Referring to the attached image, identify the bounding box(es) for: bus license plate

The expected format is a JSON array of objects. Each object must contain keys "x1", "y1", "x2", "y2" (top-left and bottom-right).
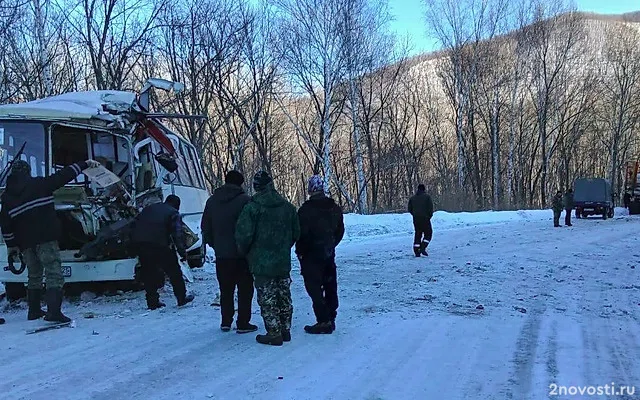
[{"x1": 61, "y1": 266, "x2": 72, "y2": 277}]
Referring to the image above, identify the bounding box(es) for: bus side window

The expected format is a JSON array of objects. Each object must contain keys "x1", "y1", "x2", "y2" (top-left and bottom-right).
[
  {"x1": 173, "y1": 144, "x2": 192, "y2": 187},
  {"x1": 187, "y1": 146, "x2": 205, "y2": 189},
  {"x1": 180, "y1": 142, "x2": 200, "y2": 189}
]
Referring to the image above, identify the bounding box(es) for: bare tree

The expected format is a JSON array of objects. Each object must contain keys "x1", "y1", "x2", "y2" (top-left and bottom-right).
[
  {"x1": 0, "y1": 0, "x2": 21, "y2": 102},
  {"x1": 523, "y1": 0, "x2": 584, "y2": 205},
  {"x1": 60, "y1": 0, "x2": 166, "y2": 90},
  {"x1": 340, "y1": 0, "x2": 395, "y2": 213},
  {"x1": 600, "y1": 24, "x2": 640, "y2": 197},
  {"x1": 273, "y1": 0, "x2": 348, "y2": 196}
]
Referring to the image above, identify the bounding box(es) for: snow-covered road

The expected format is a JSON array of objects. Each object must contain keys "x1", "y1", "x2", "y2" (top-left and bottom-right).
[{"x1": 1, "y1": 213, "x2": 639, "y2": 399}]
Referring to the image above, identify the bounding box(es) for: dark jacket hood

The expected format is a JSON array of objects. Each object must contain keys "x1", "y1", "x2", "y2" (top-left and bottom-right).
[
  {"x1": 212, "y1": 183, "x2": 246, "y2": 204},
  {"x1": 307, "y1": 193, "x2": 337, "y2": 209},
  {"x1": 253, "y1": 184, "x2": 287, "y2": 208}
]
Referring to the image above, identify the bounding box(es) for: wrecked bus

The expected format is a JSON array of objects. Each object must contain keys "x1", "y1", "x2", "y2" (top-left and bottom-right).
[{"x1": 0, "y1": 79, "x2": 209, "y2": 300}]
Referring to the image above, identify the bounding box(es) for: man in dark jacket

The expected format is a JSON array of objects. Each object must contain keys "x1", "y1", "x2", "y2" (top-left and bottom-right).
[
  {"x1": 236, "y1": 171, "x2": 300, "y2": 346},
  {"x1": 0, "y1": 158, "x2": 99, "y2": 322},
  {"x1": 552, "y1": 191, "x2": 563, "y2": 227},
  {"x1": 131, "y1": 195, "x2": 194, "y2": 310},
  {"x1": 296, "y1": 175, "x2": 344, "y2": 334},
  {"x1": 201, "y1": 170, "x2": 256, "y2": 333},
  {"x1": 408, "y1": 184, "x2": 434, "y2": 257},
  {"x1": 563, "y1": 188, "x2": 574, "y2": 226},
  {"x1": 624, "y1": 192, "x2": 631, "y2": 209}
]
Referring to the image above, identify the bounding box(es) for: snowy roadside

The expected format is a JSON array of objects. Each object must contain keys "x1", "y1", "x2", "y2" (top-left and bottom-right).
[
  {"x1": 0, "y1": 211, "x2": 638, "y2": 399},
  {"x1": 341, "y1": 207, "x2": 629, "y2": 241}
]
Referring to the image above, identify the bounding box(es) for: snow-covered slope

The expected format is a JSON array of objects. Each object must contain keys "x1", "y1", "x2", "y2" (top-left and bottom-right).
[
  {"x1": 342, "y1": 209, "x2": 552, "y2": 240},
  {"x1": 342, "y1": 207, "x2": 628, "y2": 240},
  {"x1": 1, "y1": 208, "x2": 638, "y2": 399}
]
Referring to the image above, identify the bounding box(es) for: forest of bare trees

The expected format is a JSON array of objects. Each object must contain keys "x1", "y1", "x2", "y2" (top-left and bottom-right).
[{"x1": 1, "y1": 0, "x2": 639, "y2": 213}]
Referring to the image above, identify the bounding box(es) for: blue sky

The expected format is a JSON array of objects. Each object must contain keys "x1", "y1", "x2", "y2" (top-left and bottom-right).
[{"x1": 389, "y1": 0, "x2": 640, "y2": 56}]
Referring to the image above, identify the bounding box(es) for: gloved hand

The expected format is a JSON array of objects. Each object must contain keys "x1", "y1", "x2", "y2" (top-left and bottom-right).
[{"x1": 85, "y1": 159, "x2": 101, "y2": 168}]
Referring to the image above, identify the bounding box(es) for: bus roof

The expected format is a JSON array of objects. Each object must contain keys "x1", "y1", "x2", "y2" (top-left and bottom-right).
[{"x1": 0, "y1": 91, "x2": 138, "y2": 124}]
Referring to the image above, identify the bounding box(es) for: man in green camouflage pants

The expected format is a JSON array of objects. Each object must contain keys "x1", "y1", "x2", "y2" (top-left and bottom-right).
[
  {"x1": 23, "y1": 242, "x2": 64, "y2": 293},
  {"x1": 236, "y1": 171, "x2": 300, "y2": 346}
]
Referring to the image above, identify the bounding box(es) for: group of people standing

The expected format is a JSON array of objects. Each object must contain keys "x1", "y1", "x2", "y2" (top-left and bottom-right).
[
  {"x1": 0, "y1": 162, "x2": 345, "y2": 345},
  {"x1": 552, "y1": 189, "x2": 574, "y2": 227},
  {"x1": 201, "y1": 170, "x2": 344, "y2": 346},
  {"x1": 1, "y1": 157, "x2": 429, "y2": 345}
]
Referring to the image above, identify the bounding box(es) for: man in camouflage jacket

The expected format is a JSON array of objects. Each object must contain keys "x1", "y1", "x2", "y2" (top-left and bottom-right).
[
  {"x1": 552, "y1": 191, "x2": 563, "y2": 227},
  {"x1": 235, "y1": 171, "x2": 300, "y2": 346}
]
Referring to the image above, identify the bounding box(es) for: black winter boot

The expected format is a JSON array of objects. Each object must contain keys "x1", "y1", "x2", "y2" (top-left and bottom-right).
[
  {"x1": 177, "y1": 293, "x2": 194, "y2": 306},
  {"x1": 27, "y1": 289, "x2": 46, "y2": 320},
  {"x1": 413, "y1": 245, "x2": 421, "y2": 257},
  {"x1": 282, "y1": 329, "x2": 291, "y2": 342},
  {"x1": 44, "y1": 288, "x2": 71, "y2": 323},
  {"x1": 237, "y1": 323, "x2": 258, "y2": 334},
  {"x1": 0, "y1": 317, "x2": 4, "y2": 325},
  {"x1": 421, "y1": 240, "x2": 429, "y2": 256},
  {"x1": 304, "y1": 321, "x2": 333, "y2": 334},
  {"x1": 146, "y1": 292, "x2": 166, "y2": 310},
  {"x1": 256, "y1": 333, "x2": 283, "y2": 346}
]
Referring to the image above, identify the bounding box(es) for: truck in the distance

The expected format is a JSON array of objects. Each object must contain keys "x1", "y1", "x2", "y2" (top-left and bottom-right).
[{"x1": 574, "y1": 178, "x2": 614, "y2": 219}]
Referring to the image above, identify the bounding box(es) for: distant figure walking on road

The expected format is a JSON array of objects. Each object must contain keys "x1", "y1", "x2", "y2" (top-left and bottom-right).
[{"x1": 408, "y1": 184, "x2": 434, "y2": 257}]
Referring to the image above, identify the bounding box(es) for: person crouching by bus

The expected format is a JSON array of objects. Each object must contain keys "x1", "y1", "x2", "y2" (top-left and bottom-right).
[
  {"x1": 130, "y1": 195, "x2": 194, "y2": 310},
  {"x1": 0, "y1": 159, "x2": 100, "y2": 322}
]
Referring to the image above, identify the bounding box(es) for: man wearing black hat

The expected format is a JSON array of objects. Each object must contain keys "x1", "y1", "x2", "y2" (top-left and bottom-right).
[
  {"x1": 0, "y1": 158, "x2": 100, "y2": 322},
  {"x1": 236, "y1": 171, "x2": 300, "y2": 346},
  {"x1": 130, "y1": 195, "x2": 194, "y2": 309},
  {"x1": 201, "y1": 170, "x2": 257, "y2": 333},
  {"x1": 408, "y1": 184, "x2": 434, "y2": 257}
]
